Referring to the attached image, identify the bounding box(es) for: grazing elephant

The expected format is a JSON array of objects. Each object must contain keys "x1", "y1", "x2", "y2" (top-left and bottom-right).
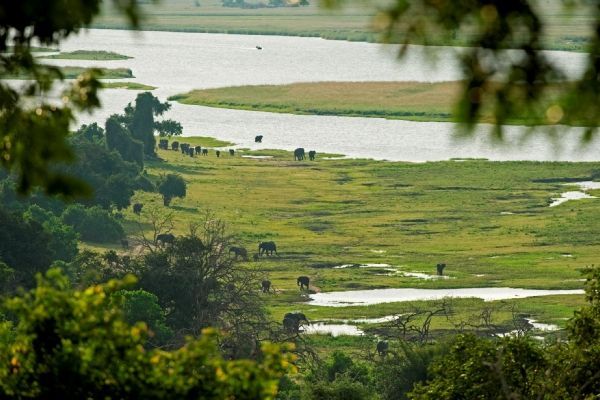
[
  {"x1": 255, "y1": 135, "x2": 263, "y2": 143},
  {"x1": 195, "y1": 146, "x2": 201, "y2": 155},
  {"x1": 158, "y1": 139, "x2": 169, "y2": 150},
  {"x1": 229, "y1": 149, "x2": 235, "y2": 156},
  {"x1": 121, "y1": 239, "x2": 129, "y2": 249},
  {"x1": 294, "y1": 148, "x2": 305, "y2": 161},
  {"x1": 216, "y1": 150, "x2": 221, "y2": 158},
  {"x1": 376, "y1": 340, "x2": 389, "y2": 356},
  {"x1": 188, "y1": 147, "x2": 194, "y2": 157},
  {"x1": 132, "y1": 203, "x2": 143, "y2": 215},
  {"x1": 308, "y1": 150, "x2": 316, "y2": 160},
  {"x1": 229, "y1": 246, "x2": 249, "y2": 261},
  {"x1": 436, "y1": 263, "x2": 447, "y2": 276},
  {"x1": 297, "y1": 276, "x2": 310, "y2": 291},
  {"x1": 156, "y1": 233, "x2": 175, "y2": 245},
  {"x1": 258, "y1": 241, "x2": 277, "y2": 256},
  {"x1": 202, "y1": 148, "x2": 208, "y2": 156},
  {"x1": 181, "y1": 143, "x2": 190, "y2": 154},
  {"x1": 283, "y1": 312, "x2": 308, "y2": 333},
  {"x1": 171, "y1": 141, "x2": 179, "y2": 151},
  {"x1": 261, "y1": 280, "x2": 271, "y2": 293}
]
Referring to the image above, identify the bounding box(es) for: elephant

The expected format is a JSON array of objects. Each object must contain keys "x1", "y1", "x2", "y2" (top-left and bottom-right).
[
  {"x1": 202, "y1": 148, "x2": 208, "y2": 156},
  {"x1": 158, "y1": 139, "x2": 169, "y2": 150},
  {"x1": 171, "y1": 141, "x2": 179, "y2": 151},
  {"x1": 229, "y1": 246, "x2": 249, "y2": 261},
  {"x1": 188, "y1": 147, "x2": 194, "y2": 157},
  {"x1": 195, "y1": 146, "x2": 202, "y2": 155},
  {"x1": 156, "y1": 233, "x2": 175, "y2": 245},
  {"x1": 258, "y1": 241, "x2": 277, "y2": 256},
  {"x1": 121, "y1": 239, "x2": 129, "y2": 249},
  {"x1": 297, "y1": 276, "x2": 310, "y2": 291},
  {"x1": 376, "y1": 340, "x2": 389, "y2": 356},
  {"x1": 294, "y1": 147, "x2": 305, "y2": 161},
  {"x1": 436, "y1": 263, "x2": 447, "y2": 276},
  {"x1": 253, "y1": 253, "x2": 260, "y2": 262},
  {"x1": 132, "y1": 203, "x2": 143, "y2": 215},
  {"x1": 308, "y1": 150, "x2": 316, "y2": 160},
  {"x1": 216, "y1": 150, "x2": 221, "y2": 157},
  {"x1": 229, "y1": 149, "x2": 235, "y2": 156},
  {"x1": 283, "y1": 312, "x2": 308, "y2": 333},
  {"x1": 261, "y1": 280, "x2": 271, "y2": 293},
  {"x1": 255, "y1": 135, "x2": 263, "y2": 143}
]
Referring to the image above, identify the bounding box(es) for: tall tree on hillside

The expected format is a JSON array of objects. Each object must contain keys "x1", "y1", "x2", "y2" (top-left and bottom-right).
[
  {"x1": 105, "y1": 116, "x2": 145, "y2": 168},
  {"x1": 131, "y1": 92, "x2": 171, "y2": 156}
]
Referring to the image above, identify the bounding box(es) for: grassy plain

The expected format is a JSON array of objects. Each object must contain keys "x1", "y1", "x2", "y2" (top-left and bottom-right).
[
  {"x1": 172, "y1": 81, "x2": 592, "y2": 125},
  {"x1": 171, "y1": 81, "x2": 460, "y2": 122},
  {"x1": 88, "y1": 138, "x2": 600, "y2": 342},
  {"x1": 40, "y1": 50, "x2": 132, "y2": 60},
  {"x1": 4, "y1": 66, "x2": 134, "y2": 80},
  {"x1": 94, "y1": 0, "x2": 597, "y2": 51}
]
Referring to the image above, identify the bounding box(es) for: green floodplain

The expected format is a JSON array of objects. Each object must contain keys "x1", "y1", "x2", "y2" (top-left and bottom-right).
[
  {"x1": 84, "y1": 136, "x2": 600, "y2": 352},
  {"x1": 95, "y1": 0, "x2": 596, "y2": 52}
]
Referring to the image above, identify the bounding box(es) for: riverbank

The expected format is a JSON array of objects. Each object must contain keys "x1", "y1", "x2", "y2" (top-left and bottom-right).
[{"x1": 93, "y1": 0, "x2": 594, "y2": 52}]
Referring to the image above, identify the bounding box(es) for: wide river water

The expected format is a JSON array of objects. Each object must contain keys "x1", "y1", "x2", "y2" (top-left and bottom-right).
[{"x1": 46, "y1": 29, "x2": 600, "y2": 161}]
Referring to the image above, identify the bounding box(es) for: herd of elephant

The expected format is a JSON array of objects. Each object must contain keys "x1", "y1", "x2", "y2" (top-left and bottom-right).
[
  {"x1": 158, "y1": 139, "x2": 234, "y2": 158},
  {"x1": 158, "y1": 137, "x2": 316, "y2": 161}
]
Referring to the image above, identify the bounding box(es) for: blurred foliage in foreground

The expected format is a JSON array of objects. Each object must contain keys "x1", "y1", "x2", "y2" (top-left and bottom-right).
[{"x1": 0, "y1": 269, "x2": 294, "y2": 399}]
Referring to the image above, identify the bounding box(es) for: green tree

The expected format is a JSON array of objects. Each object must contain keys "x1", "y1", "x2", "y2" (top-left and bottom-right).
[
  {"x1": 158, "y1": 173, "x2": 186, "y2": 206},
  {"x1": 113, "y1": 289, "x2": 173, "y2": 347},
  {"x1": 0, "y1": 269, "x2": 294, "y2": 399},
  {"x1": 0, "y1": 0, "x2": 148, "y2": 196},
  {"x1": 131, "y1": 92, "x2": 172, "y2": 156},
  {"x1": 139, "y1": 218, "x2": 269, "y2": 357},
  {"x1": 301, "y1": 351, "x2": 376, "y2": 400},
  {"x1": 22, "y1": 205, "x2": 79, "y2": 263},
  {"x1": 155, "y1": 119, "x2": 183, "y2": 137},
  {"x1": 0, "y1": 208, "x2": 53, "y2": 289}
]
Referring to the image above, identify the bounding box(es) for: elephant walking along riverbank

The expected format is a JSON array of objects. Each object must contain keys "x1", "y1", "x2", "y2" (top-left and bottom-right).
[
  {"x1": 297, "y1": 276, "x2": 310, "y2": 291},
  {"x1": 283, "y1": 312, "x2": 308, "y2": 333}
]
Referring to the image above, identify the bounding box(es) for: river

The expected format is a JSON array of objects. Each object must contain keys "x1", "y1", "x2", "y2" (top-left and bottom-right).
[{"x1": 45, "y1": 28, "x2": 599, "y2": 161}]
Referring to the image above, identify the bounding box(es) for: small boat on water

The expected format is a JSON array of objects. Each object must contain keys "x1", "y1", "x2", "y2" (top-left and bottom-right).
[{"x1": 256, "y1": 46, "x2": 262, "y2": 50}]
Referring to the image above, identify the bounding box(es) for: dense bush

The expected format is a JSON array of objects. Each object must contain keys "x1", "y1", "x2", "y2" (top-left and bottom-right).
[
  {"x1": 22, "y1": 205, "x2": 78, "y2": 263},
  {"x1": 113, "y1": 289, "x2": 173, "y2": 347},
  {"x1": 61, "y1": 205, "x2": 124, "y2": 243},
  {"x1": 157, "y1": 174, "x2": 186, "y2": 206}
]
